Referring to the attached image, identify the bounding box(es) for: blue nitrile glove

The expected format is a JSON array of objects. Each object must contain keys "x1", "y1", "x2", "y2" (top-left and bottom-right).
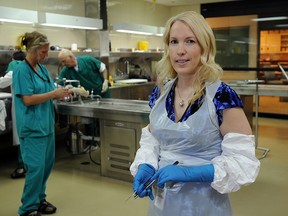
[
  {"x1": 133, "y1": 163, "x2": 155, "y2": 200},
  {"x1": 151, "y1": 164, "x2": 214, "y2": 189}
]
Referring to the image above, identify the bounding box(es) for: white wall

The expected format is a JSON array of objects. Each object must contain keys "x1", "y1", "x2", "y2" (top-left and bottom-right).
[
  {"x1": 0, "y1": 0, "x2": 202, "y2": 50},
  {"x1": 0, "y1": 0, "x2": 88, "y2": 49}
]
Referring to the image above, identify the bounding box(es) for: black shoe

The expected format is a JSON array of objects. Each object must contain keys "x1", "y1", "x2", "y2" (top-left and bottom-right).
[
  {"x1": 38, "y1": 200, "x2": 57, "y2": 214},
  {"x1": 20, "y1": 210, "x2": 41, "y2": 216},
  {"x1": 11, "y1": 167, "x2": 26, "y2": 179}
]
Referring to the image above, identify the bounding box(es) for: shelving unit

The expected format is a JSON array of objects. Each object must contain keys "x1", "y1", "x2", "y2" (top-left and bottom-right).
[
  {"x1": 280, "y1": 34, "x2": 288, "y2": 52},
  {"x1": 260, "y1": 30, "x2": 288, "y2": 54}
]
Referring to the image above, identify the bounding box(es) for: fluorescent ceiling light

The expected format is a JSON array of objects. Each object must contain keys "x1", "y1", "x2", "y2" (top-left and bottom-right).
[
  {"x1": 234, "y1": 40, "x2": 246, "y2": 44},
  {"x1": 216, "y1": 39, "x2": 227, "y2": 42},
  {"x1": 275, "y1": 24, "x2": 288, "y2": 27},
  {"x1": 0, "y1": 6, "x2": 37, "y2": 24},
  {"x1": 252, "y1": 16, "x2": 288, "y2": 22},
  {"x1": 38, "y1": 12, "x2": 102, "y2": 30},
  {"x1": 113, "y1": 22, "x2": 157, "y2": 35},
  {"x1": 156, "y1": 27, "x2": 165, "y2": 36}
]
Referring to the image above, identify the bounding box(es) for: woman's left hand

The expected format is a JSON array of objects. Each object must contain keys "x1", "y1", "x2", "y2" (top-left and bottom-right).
[{"x1": 151, "y1": 164, "x2": 214, "y2": 189}]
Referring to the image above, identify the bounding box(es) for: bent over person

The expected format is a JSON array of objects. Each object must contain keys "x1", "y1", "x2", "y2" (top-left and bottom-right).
[{"x1": 58, "y1": 49, "x2": 110, "y2": 149}]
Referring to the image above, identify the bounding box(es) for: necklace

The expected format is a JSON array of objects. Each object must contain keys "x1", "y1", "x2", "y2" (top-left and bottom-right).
[
  {"x1": 179, "y1": 97, "x2": 185, "y2": 107},
  {"x1": 176, "y1": 85, "x2": 195, "y2": 108}
]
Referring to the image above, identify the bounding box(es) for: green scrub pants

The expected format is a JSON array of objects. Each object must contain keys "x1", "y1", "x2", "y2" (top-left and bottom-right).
[
  {"x1": 18, "y1": 133, "x2": 55, "y2": 215},
  {"x1": 17, "y1": 146, "x2": 24, "y2": 168}
]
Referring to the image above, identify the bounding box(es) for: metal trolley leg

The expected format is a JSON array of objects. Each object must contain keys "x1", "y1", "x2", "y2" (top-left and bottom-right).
[{"x1": 254, "y1": 81, "x2": 270, "y2": 160}]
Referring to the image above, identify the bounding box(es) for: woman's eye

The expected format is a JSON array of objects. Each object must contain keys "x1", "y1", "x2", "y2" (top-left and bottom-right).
[
  {"x1": 169, "y1": 39, "x2": 178, "y2": 45},
  {"x1": 186, "y1": 39, "x2": 196, "y2": 44}
]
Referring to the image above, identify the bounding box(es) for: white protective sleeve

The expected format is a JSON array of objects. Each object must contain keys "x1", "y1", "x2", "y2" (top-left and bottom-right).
[
  {"x1": 0, "y1": 71, "x2": 12, "y2": 89},
  {"x1": 130, "y1": 125, "x2": 160, "y2": 176},
  {"x1": 0, "y1": 100, "x2": 7, "y2": 131},
  {"x1": 100, "y1": 62, "x2": 106, "y2": 73},
  {"x1": 211, "y1": 132, "x2": 260, "y2": 194}
]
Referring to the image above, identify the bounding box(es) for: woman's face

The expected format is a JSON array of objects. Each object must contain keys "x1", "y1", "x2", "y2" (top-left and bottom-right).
[
  {"x1": 168, "y1": 21, "x2": 202, "y2": 76},
  {"x1": 36, "y1": 44, "x2": 49, "y2": 62}
]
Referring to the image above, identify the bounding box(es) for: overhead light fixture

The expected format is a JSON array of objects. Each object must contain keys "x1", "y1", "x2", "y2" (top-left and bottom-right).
[
  {"x1": 0, "y1": 6, "x2": 37, "y2": 24},
  {"x1": 275, "y1": 24, "x2": 288, "y2": 27},
  {"x1": 252, "y1": 16, "x2": 288, "y2": 22},
  {"x1": 216, "y1": 39, "x2": 228, "y2": 42},
  {"x1": 38, "y1": 12, "x2": 103, "y2": 30},
  {"x1": 113, "y1": 22, "x2": 157, "y2": 35},
  {"x1": 156, "y1": 27, "x2": 165, "y2": 36}
]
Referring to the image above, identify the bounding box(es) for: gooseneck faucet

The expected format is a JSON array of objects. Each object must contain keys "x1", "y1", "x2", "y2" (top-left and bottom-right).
[{"x1": 124, "y1": 60, "x2": 130, "y2": 75}]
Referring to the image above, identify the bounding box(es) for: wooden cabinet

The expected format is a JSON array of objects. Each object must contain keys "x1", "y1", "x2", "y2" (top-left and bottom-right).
[
  {"x1": 260, "y1": 30, "x2": 281, "y2": 53},
  {"x1": 260, "y1": 30, "x2": 288, "y2": 54}
]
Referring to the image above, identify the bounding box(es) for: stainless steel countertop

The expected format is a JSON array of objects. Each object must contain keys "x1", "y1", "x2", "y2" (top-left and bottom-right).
[
  {"x1": 110, "y1": 81, "x2": 155, "y2": 89},
  {"x1": 56, "y1": 98, "x2": 150, "y2": 123},
  {"x1": 228, "y1": 83, "x2": 288, "y2": 97}
]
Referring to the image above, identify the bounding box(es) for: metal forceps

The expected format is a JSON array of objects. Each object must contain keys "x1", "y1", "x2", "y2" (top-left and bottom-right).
[
  {"x1": 126, "y1": 161, "x2": 179, "y2": 201},
  {"x1": 125, "y1": 178, "x2": 155, "y2": 201}
]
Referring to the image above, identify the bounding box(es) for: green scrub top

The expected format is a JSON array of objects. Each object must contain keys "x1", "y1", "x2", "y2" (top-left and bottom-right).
[
  {"x1": 58, "y1": 56, "x2": 110, "y2": 98},
  {"x1": 6, "y1": 60, "x2": 22, "y2": 73},
  {"x1": 13, "y1": 61, "x2": 55, "y2": 138}
]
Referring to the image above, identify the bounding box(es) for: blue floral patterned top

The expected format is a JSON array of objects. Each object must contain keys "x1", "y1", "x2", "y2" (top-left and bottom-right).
[{"x1": 149, "y1": 81, "x2": 243, "y2": 125}]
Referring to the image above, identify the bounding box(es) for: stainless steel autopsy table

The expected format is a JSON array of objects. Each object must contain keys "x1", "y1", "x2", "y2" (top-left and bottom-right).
[{"x1": 56, "y1": 98, "x2": 150, "y2": 182}]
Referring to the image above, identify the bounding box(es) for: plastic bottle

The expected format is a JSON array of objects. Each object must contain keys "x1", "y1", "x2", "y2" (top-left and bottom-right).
[{"x1": 109, "y1": 75, "x2": 114, "y2": 87}]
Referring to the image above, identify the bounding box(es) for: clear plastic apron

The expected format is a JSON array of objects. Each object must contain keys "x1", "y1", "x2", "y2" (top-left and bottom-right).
[{"x1": 148, "y1": 79, "x2": 232, "y2": 216}]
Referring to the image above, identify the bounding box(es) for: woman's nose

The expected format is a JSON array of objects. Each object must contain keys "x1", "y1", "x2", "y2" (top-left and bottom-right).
[{"x1": 177, "y1": 43, "x2": 186, "y2": 55}]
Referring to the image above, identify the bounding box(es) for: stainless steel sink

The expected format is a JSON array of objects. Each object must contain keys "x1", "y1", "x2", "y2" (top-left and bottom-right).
[
  {"x1": 58, "y1": 98, "x2": 150, "y2": 111},
  {"x1": 56, "y1": 98, "x2": 151, "y2": 122},
  {"x1": 84, "y1": 99, "x2": 151, "y2": 112}
]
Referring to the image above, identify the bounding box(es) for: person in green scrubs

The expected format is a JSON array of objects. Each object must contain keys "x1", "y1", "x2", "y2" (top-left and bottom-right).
[
  {"x1": 0, "y1": 51, "x2": 26, "y2": 178},
  {"x1": 58, "y1": 49, "x2": 110, "y2": 149},
  {"x1": 58, "y1": 49, "x2": 110, "y2": 98},
  {"x1": 13, "y1": 31, "x2": 71, "y2": 216}
]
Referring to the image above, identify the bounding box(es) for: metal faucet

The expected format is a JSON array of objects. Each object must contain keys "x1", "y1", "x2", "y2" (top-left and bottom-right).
[
  {"x1": 90, "y1": 94, "x2": 102, "y2": 101},
  {"x1": 90, "y1": 89, "x2": 101, "y2": 100},
  {"x1": 55, "y1": 78, "x2": 83, "y2": 103},
  {"x1": 55, "y1": 78, "x2": 80, "y2": 88},
  {"x1": 124, "y1": 60, "x2": 130, "y2": 75},
  {"x1": 65, "y1": 79, "x2": 80, "y2": 87},
  {"x1": 55, "y1": 77, "x2": 66, "y2": 88}
]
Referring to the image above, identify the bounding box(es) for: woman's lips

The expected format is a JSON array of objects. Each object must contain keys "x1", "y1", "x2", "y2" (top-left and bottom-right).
[{"x1": 176, "y1": 59, "x2": 189, "y2": 65}]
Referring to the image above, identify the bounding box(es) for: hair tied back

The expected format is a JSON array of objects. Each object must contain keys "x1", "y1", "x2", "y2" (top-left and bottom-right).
[{"x1": 21, "y1": 36, "x2": 27, "y2": 47}]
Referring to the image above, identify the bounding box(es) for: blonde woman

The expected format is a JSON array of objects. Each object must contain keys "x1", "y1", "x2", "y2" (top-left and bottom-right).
[
  {"x1": 13, "y1": 31, "x2": 71, "y2": 216},
  {"x1": 130, "y1": 11, "x2": 260, "y2": 216}
]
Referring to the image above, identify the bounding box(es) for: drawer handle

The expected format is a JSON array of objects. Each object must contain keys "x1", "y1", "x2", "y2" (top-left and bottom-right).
[{"x1": 115, "y1": 122, "x2": 124, "y2": 127}]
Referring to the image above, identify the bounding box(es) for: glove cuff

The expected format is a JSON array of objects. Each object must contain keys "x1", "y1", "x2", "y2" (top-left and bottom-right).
[
  {"x1": 185, "y1": 164, "x2": 214, "y2": 182},
  {"x1": 138, "y1": 163, "x2": 155, "y2": 174}
]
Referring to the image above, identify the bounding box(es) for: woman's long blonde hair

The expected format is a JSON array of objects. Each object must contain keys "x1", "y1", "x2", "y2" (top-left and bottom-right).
[{"x1": 156, "y1": 11, "x2": 223, "y2": 103}]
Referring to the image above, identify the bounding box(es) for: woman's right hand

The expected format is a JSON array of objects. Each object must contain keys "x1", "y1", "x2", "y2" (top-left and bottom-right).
[
  {"x1": 133, "y1": 163, "x2": 155, "y2": 200},
  {"x1": 53, "y1": 88, "x2": 71, "y2": 99}
]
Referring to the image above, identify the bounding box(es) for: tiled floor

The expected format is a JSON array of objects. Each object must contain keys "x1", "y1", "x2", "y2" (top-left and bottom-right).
[{"x1": 0, "y1": 117, "x2": 287, "y2": 216}]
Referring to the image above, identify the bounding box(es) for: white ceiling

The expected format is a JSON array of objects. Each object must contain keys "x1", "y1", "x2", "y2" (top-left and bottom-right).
[{"x1": 144, "y1": 0, "x2": 237, "y2": 6}]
